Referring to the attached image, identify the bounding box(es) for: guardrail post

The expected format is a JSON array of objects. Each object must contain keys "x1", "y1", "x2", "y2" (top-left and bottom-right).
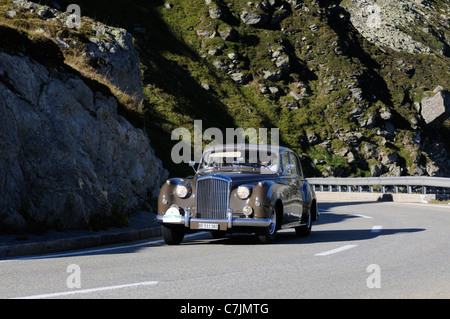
[{"x1": 306, "y1": 177, "x2": 450, "y2": 200}]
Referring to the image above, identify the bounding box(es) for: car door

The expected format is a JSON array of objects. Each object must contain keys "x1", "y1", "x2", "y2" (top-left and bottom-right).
[
  {"x1": 280, "y1": 151, "x2": 303, "y2": 226},
  {"x1": 287, "y1": 151, "x2": 304, "y2": 223}
]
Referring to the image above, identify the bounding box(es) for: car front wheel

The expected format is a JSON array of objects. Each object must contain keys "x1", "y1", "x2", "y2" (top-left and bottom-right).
[
  {"x1": 162, "y1": 224, "x2": 185, "y2": 245},
  {"x1": 257, "y1": 206, "x2": 278, "y2": 244}
]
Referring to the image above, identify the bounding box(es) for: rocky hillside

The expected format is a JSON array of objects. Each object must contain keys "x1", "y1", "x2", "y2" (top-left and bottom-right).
[
  {"x1": 0, "y1": 9, "x2": 168, "y2": 232},
  {"x1": 153, "y1": 0, "x2": 450, "y2": 178},
  {"x1": 1, "y1": 0, "x2": 449, "y2": 227}
]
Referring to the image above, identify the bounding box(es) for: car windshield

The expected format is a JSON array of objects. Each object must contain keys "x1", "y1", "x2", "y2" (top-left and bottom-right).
[{"x1": 199, "y1": 147, "x2": 279, "y2": 173}]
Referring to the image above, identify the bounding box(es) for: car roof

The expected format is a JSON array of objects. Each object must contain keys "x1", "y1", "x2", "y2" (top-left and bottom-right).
[{"x1": 203, "y1": 144, "x2": 293, "y2": 154}]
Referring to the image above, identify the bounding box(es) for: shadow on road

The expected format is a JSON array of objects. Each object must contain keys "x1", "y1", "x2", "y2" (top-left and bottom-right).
[
  {"x1": 7, "y1": 225, "x2": 425, "y2": 260},
  {"x1": 318, "y1": 201, "x2": 385, "y2": 212},
  {"x1": 5, "y1": 201, "x2": 426, "y2": 259},
  {"x1": 181, "y1": 200, "x2": 425, "y2": 245},
  {"x1": 181, "y1": 227, "x2": 425, "y2": 246},
  {"x1": 279, "y1": 227, "x2": 425, "y2": 244},
  {"x1": 316, "y1": 201, "x2": 397, "y2": 226}
]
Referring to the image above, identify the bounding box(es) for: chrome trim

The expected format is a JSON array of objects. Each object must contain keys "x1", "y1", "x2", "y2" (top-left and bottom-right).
[
  {"x1": 232, "y1": 218, "x2": 272, "y2": 227},
  {"x1": 195, "y1": 175, "x2": 231, "y2": 220},
  {"x1": 227, "y1": 209, "x2": 232, "y2": 229},
  {"x1": 156, "y1": 215, "x2": 272, "y2": 228},
  {"x1": 184, "y1": 209, "x2": 190, "y2": 228}
]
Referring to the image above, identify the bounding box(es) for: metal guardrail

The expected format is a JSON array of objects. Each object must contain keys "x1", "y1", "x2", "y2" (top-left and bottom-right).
[{"x1": 306, "y1": 177, "x2": 450, "y2": 196}]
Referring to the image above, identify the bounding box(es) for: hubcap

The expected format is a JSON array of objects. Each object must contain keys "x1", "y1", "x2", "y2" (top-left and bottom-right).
[{"x1": 268, "y1": 209, "x2": 276, "y2": 235}]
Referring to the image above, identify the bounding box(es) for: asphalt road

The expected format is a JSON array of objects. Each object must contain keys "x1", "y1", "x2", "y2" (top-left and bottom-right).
[{"x1": 1, "y1": 201, "x2": 449, "y2": 299}]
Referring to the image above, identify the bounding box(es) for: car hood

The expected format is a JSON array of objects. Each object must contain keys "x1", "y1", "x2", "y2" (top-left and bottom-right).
[{"x1": 194, "y1": 169, "x2": 279, "y2": 186}]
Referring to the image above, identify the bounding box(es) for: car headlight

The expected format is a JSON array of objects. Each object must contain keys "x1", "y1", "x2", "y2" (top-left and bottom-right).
[
  {"x1": 237, "y1": 186, "x2": 251, "y2": 199},
  {"x1": 175, "y1": 184, "x2": 190, "y2": 198},
  {"x1": 243, "y1": 205, "x2": 253, "y2": 216}
]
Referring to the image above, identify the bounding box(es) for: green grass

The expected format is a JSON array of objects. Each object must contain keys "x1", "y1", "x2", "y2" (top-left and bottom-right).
[{"x1": 1, "y1": 0, "x2": 449, "y2": 178}]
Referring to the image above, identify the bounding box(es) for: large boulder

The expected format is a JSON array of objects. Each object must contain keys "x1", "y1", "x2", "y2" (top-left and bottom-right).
[
  {"x1": 341, "y1": 0, "x2": 432, "y2": 54},
  {"x1": 240, "y1": 10, "x2": 269, "y2": 26},
  {"x1": 85, "y1": 24, "x2": 145, "y2": 103},
  {"x1": 420, "y1": 88, "x2": 450, "y2": 127}
]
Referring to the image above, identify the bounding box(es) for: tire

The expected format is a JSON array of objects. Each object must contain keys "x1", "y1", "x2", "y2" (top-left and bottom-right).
[
  {"x1": 162, "y1": 224, "x2": 185, "y2": 245},
  {"x1": 257, "y1": 206, "x2": 278, "y2": 244},
  {"x1": 295, "y1": 212, "x2": 311, "y2": 237},
  {"x1": 311, "y1": 201, "x2": 318, "y2": 222},
  {"x1": 211, "y1": 231, "x2": 227, "y2": 239}
]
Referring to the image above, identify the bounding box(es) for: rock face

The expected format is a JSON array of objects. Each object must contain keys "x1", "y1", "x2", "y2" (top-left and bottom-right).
[
  {"x1": 10, "y1": 0, "x2": 145, "y2": 104},
  {"x1": 342, "y1": 0, "x2": 432, "y2": 54},
  {"x1": 240, "y1": 10, "x2": 267, "y2": 25},
  {"x1": 420, "y1": 88, "x2": 450, "y2": 127},
  {"x1": 85, "y1": 24, "x2": 145, "y2": 103},
  {"x1": 0, "y1": 31, "x2": 167, "y2": 232}
]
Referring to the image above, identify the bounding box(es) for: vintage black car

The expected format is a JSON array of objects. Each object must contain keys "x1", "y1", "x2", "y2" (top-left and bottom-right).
[{"x1": 156, "y1": 144, "x2": 318, "y2": 244}]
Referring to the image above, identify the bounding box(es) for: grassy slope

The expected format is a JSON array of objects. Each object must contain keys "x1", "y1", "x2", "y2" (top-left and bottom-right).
[{"x1": 1, "y1": 0, "x2": 449, "y2": 178}]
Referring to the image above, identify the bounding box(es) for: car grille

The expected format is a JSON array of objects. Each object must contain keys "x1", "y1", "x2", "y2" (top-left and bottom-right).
[{"x1": 196, "y1": 178, "x2": 229, "y2": 219}]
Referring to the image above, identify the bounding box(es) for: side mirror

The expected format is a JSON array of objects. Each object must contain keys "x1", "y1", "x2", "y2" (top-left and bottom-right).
[
  {"x1": 189, "y1": 160, "x2": 197, "y2": 173},
  {"x1": 284, "y1": 163, "x2": 294, "y2": 174}
]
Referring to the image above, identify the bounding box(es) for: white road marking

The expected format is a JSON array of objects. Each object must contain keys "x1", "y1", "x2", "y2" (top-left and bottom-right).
[
  {"x1": 352, "y1": 214, "x2": 373, "y2": 219},
  {"x1": 0, "y1": 232, "x2": 207, "y2": 263},
  {"x1": 315, "y1": 244, "x2": 358, "y2": 256},
  {"x1": 12, "y1": 281, "x2": 160, "y2": 299},
  {"x1": 391, "y1": 202, "x2": 450, "y2": 209},
  {"x1": 371, "y1": 225, "x2": 383, "y2": 233}
]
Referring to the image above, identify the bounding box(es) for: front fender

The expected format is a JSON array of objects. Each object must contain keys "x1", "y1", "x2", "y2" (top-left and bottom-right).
[
  {"x1": 157, "y1": 178, "x2": 195, "y2": 216},
  {"x1": 240, "y1": 180, "x2": 287, "y2": 219}
]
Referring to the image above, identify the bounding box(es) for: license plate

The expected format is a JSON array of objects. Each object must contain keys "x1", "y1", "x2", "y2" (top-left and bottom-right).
[{"x1": 198, "y1": 223, "x2": 219, "y2": 230}]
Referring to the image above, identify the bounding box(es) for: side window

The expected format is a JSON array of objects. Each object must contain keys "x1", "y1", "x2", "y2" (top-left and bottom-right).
[
  {"x1": 297, "y1": 155, "x2": 304, "y2": 178},
  {"x1": 281, "y1": 151, "x2": 290, "y2": 174},
  {"x1": 290, "y1": 152, "x2": 304, "y2": 178},
  {"x1": 288, "y1": 152, "x2": 298, "y2": 176}
]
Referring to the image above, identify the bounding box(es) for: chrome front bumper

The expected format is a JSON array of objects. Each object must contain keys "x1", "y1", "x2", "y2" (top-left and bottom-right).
[{"x1": 156, "y1": 213, "x2": 272, "y2": 229}]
